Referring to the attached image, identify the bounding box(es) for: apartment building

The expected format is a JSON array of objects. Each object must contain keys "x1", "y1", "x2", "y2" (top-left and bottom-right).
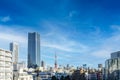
[{"x1": 0, "y1": 48, "x2": 13, "y2": 80}]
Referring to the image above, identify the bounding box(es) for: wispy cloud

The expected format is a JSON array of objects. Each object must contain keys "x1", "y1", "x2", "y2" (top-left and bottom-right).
[
  {"x1": 91, "y1": 26, "x2": 120, "y2": 59},
  {"x1": 41, "y1": 32, "x2": 89, "y2": 53},
  {"x1": 0, "y1": 25, "x2": 27, "y2": 43},
  {"x1": 0, "y1": 16, "x2": 11, "y2": 22},
  {"x1": 111, "y1": 25, "x2": 120, "y2": 31},
  {"x1": 0, "y1": 32, "x2": 27, "y2": 43}
]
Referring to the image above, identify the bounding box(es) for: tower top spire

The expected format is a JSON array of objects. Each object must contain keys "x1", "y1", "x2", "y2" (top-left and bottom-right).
[{"x1": 54, "y1": 52, "x2": 57, "y2": 70}]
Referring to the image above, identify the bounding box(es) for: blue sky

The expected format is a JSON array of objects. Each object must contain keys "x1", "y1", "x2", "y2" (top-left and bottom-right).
[{"x1": 1, "y1": 0, "x2": 120, "y2": 68}]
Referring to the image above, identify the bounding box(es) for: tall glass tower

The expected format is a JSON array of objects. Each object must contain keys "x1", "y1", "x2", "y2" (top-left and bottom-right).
[{"x1": 28, "y1": 32, "x2": 40, "y2": 68}]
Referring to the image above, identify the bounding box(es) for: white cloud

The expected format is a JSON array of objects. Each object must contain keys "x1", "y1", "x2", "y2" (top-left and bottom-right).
[
  {"x1": 0, "y1": 25, "x2": 27, "y2": 44},
  {"x1": 91, "y1": 28, "x2": 120, "y2": 59},
  {"x1": 0, "y1": 16, "x2": 11, "y2": 22},
  {"x1": 39, "y1": 21, "x2": 90, "y2": 53},
  {"x1": 41, "y1": 35, "x2": 89, "y2": 53},
  {"x1": 111, "y1": 25, "x2": 120, "y2": 31},
  {"x1": 0, "y1": 32, "x2": 27, "y2": 43},
  {"x1": 0, "y1": 24, "x2": 90, "y2": 60}
]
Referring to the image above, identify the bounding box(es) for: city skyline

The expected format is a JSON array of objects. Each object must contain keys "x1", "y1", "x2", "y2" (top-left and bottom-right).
[{"x1": 1, "y1": 0, "x2": 120, "y2": 67}]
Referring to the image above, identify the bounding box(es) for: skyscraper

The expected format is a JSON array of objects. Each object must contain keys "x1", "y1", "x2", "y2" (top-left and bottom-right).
[
  {"x1": 10, "y1": 42, "x2": 19, "y2": 70},
  {"x1": 28, "y1": 32, "x2": 40, "y2": 68}
]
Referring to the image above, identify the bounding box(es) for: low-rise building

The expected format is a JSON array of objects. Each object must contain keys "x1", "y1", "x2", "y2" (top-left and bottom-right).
[{"x1": 18, "y1": 68, "x2": 33, "y2": 80}]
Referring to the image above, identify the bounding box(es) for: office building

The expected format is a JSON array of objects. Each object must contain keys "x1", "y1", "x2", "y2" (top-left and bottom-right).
[
  {"x1": 10, "y1": 42, "x2": 19, "y2": 71},
  {"x1": 28, "y1": 32, "x2": 40, "y2": 68},
  {"x1": 105, "y1": 51, "x2": 120, "y2": 80},
  {"x1": 0, "y1": 48, "x2": 13, "y2": 80}
]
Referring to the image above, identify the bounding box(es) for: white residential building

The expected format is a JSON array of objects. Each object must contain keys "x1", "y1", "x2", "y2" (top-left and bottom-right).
[
  {"x1": 0, "y1": 48, "x2": 13, "y2": 80},
  {"x1": 18, "y1": 68, "x2": 33, "y2": 80}
]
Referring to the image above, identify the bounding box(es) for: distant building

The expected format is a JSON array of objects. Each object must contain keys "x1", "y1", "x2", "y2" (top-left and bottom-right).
[
  {"x1": 83, "y1": 64, "x2": 87, "y2": 70},
  {"x1": 0, "y1": 48, "x2": 13, "y2": 80},
  {"x1": 41, "y1": 60, "x2": 45, "y2": 69},
  {"x1": 18, "y1": 61, "x2": 26, "y2": 70},
  {"x1": 28, "y1": 32, "x2": 40, "y2": 68},
  {"x1": 98, "y1": 64, "x2": 102, "y2": 69},
  {"x1": 67, "y1": 64, "x2": 70, "y2": 70},
  {"x1": 10, "y1": 42, "x2": 19, "y2": 71},
  {"x1": 105, "y1": 51, "x2": 120, "y2": 80},
  {"x1": 98, "y1": 64, "x2": 103, "y2": 72}
]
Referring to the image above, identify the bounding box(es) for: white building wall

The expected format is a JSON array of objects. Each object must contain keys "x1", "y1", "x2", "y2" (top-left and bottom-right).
[
  {"x1": 0, "y1": 48, "x2": 13, "y2": 80},
  {"x1": 18, "y1": 68, "x2": 33, "y2": 80}
]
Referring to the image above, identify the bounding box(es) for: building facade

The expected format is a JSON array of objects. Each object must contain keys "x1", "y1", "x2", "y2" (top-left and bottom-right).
[
  {"x1": 10, "y1": 42, "x2": 19, "y2": 71},
  {"x1": 105, "y1": 51, "x2": 120, "y2": 80},
  {"x1": 28, "y1": 32, "x2": 40, "y2": 68},
  {"x1": 18, "y1": 68, "x2": 33, "y2": 80},
  {"x1": 111, "y1": 51, "x2": 120, "y2": 59},
  {"x1": 0, "y1": 48, "x2": 13, "y2": 80}
]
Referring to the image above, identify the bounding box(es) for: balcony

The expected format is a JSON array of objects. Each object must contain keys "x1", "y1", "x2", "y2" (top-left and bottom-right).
[
  {"x1": 0, "y1": 52, "x2": 4, "y2": 56},
  {"x1": 0, "y1": 75, "x2": 5, "y2": 79},
  {"x1": 0, "y1": 69, "x2": 5, "y2": 72},
  {"x1": 0, "y1": 63, "x2": 4, "y2": 67},
  {"x1": 5, "y1": 64, "x2": 12, "y2": 67},
  {"x1": 0, "y1": 58, "x2": 4, "y2": 61},
  {"x1": 5, "y1": 74, "x2": 12, "y2": 78},
  {"x1": 5, "y1": 53, "x2": 12, "y2": 57},
  {"x1": 5, "y1": 76, "x2": 12, "y2": 80},
  {"x1": 5, "y1": 69, "x2": 12, "y2": 72},
  {"x1": 5, "y1": 58, "x2": 12, "y2": 62}
]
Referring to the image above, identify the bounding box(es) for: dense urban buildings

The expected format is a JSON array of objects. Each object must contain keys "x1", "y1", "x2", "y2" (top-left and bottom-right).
[
  {"x1": 105, "y1": 51, "x2": 120, "y2": 80},
  {"x1": 28, "y1": 32, "x2": 40, "y2": 68},
  {"x1": 0, "y1": 48, "x2": 13, "y2": 80},
  {"x1": 10, "y1": 42, "x2": 19, "y2": 71}
]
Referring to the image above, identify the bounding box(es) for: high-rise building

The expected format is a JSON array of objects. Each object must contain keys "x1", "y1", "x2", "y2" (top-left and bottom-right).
[
  {"x1": 0, "y1": 48, "x2": 13, "y2": 80},
  {"x1": 28, "y1": 32, "x2": 40, "y2": 68},
  {"x1": 10, "y1": 42, "x2": 18, "y2": 71}
]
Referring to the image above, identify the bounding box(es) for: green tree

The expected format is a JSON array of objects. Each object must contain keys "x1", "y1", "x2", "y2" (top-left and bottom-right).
[
  {"x1": 52, "y1": 76, "x2": 57, "y2": 80},
  {"x1": 60, "y1": 76, "x2": 64, "y2": 80},
  {"x1": 64, "y1": 75, "x2": 71, "y2": 80}
]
